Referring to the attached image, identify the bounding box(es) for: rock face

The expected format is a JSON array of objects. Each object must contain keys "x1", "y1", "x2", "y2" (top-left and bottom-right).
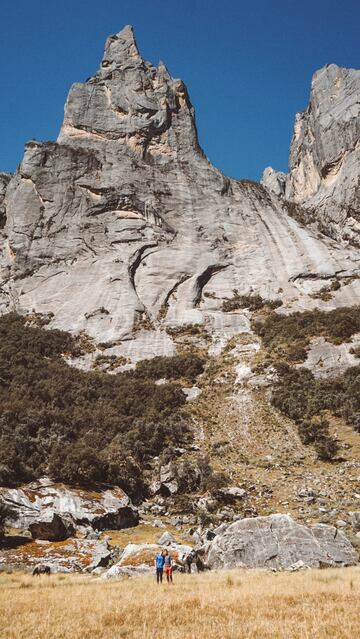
[
  {"x1": 0, "y1": 27, "x2": 360, "y2": 359},
  {"x1": 0, "y1": 537, "x2": 111, "y2": 573},
  {"x1": 202, "y1": 514, "x2": 359, "y2": 570},
  {"x1": 352, "y1": 511, "x2": 360, "y2": 532},
  {"x1": 29, "y1": 510, "x2": 75, "y2": 541},
  {"x1": 0, "y1": 477, "x2": 138, "y2": 533},
  {"x1": 263, "y1": 65, "x2": 360, "y2": 244},
  {"x1": 0, "y1": 173, "x2": 11, "y2": 229}
]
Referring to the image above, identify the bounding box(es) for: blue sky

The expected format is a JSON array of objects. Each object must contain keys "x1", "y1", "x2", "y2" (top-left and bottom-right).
[{"x1": 0, "y1": 0, "x2": 359, "y2": 180}]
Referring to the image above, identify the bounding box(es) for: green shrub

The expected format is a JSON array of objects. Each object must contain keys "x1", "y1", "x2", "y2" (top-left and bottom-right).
[
  {"x1": 134, "y1": 352, "x2": 205, "y2": 383},
  {"x1": 222, "y1": 291, "x2": 282, "y2": 313},
  {"x1": 271, "y1": 364, "x2": 360, "y2": 460},
  {"x1": 298, "y1": 417, "x2": 339, "y2": 461},
  {"x1": 255, "y1": 306, "x2": 360, "y2": 363},
  {"x1": 170, "y1": 456, "x2": 228, "y2": 493}
]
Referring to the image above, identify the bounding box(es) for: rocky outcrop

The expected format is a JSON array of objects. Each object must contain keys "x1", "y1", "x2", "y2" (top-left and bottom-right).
[
  {"x1": 298, "y1": 335, "x2": 360, "y2": 378},
  {"x1": 263, "y1": 65, "x2": 360, "y2": 245},
  {"x1": 351, "y1": 511, "x2": 360, "y2": 532},
  {"x1": 0, "y1": 173, "x2": 11, "y2": 229},
  {"x1": 29, "y1": 510, "x2": 75, "y2": 541},
  {"x1": 1, "y1": 28, "x2": 360, "y2": 360},
  {"x1": 0, "y1": 537, "x2": 112, "y2": 573},
  {"x1": 0, "y1": 477, "x2": 138, "y2": 533},
  {"x1": 202, "y1": 514, "x2": 359, "y2": 570}
]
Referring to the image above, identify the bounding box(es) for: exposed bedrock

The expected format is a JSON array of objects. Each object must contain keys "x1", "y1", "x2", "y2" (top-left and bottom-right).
[
  {"x1": 1, "y1": 27, "x2": 360, "y2": 355},
  {"x1": 263, "y1": 64, "x2": 360, "y2": 244},
  {"x1": 0, "y1": 478, "x2": 139, "y2": 535},
  {"x1": 202, "y1": 514, "x2": 359, "y2": 570}
]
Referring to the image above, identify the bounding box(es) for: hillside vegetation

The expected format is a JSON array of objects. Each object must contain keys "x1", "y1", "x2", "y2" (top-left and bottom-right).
[
  {"x1": 0, "y1": 314, "x2": 205, "y2": 497},
  {"x1": 249, "y1": 306, "x2": 360, "y2": 461},
  {"x1": 254, "y1": 305, "x2": 360, "y2": 363}
]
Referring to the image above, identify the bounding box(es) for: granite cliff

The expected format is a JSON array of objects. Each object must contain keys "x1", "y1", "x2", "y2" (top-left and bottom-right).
[
  {"x1": 263, "y1": 64, "x2": 360, "y2": 245},
  {"x1": 1, "y1": 26, "x2": 360, "y2": 573},
  {"x1": 1, "y1": 26, "x2": 360, "y2": 363}
]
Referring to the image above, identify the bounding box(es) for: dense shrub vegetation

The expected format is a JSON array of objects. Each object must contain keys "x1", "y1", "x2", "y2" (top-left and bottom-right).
[
  {"x1": 251, "y1": 306, "x2": 360, "y2": 460},
  {"x1": 134, "y1": 352, "x2": 205, "y2": 383},
  {"x1": 271, "y1": 363, "x2": 360, "y2": 460},
  {"x1": 254, "y1": 306, "x2": 360, "y2": 362},
  {"x1": 222, "y1": 291, "x2": 282, "y2": 313},
  {"x1": 0, "y1": 314, "x2": 205, "y2": 498}
]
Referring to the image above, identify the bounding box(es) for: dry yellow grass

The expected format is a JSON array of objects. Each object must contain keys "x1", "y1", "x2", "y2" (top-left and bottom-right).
[
  {"x1": 102, "y1": 521, "x2": 193, "y2": 547},
  {"x1": 0, "y1": 567, "x2": 359, "y2": 639}
]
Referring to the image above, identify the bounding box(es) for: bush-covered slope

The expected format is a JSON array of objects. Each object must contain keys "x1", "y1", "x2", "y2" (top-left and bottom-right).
[
  {"x1": 251, "y1": 306, "x2": 360, "y2": 461},
  {"x1": 0, "y1": 314, "x2": 203, "y2": 497},
  {"x1": 254, "y1": 306, "x2": 360, "y2": 363}
]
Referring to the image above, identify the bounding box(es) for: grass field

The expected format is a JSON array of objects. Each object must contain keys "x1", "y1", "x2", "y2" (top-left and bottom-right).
[{"x1": 0, "y1": 567, "x2": 359, "y2": 638}]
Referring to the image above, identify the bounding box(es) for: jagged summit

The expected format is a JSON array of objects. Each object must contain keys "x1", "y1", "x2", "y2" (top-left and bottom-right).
[
  {"x1": 101, "y1": 25, "x2": 141, "y2": 69},
  {"x1": 0, "y1": 28, "x2": 360, "y2": 355},
  {"x1": 262, "y1": 63, "x2": 360, "y2": 243},
  {"x1": 58, "y1": 25, "x2": 200, "y2": 162}
]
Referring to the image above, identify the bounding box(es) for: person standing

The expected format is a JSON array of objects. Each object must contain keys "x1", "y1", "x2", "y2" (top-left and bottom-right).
[
  {"x1": 155, "y1": 549, "x2": 165, "y2": 584},
  {"x1": 164, "y1": 549, "x2": 173, "y2": 584}
]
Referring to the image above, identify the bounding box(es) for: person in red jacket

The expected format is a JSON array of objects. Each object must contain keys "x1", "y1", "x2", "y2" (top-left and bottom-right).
[{"x1": 163, "y1": 549, "x2": 173, "y2": 584}]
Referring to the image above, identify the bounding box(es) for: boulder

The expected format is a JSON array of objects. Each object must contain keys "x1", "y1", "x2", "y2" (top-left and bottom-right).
[
  {"x1": 202, "y1": 514, "x2": 358, "y2": 570},
  {"x1": 85, "y1": 541, "x2": 112, "y2": 572},
  {"x1": 218, "y1": 487, "x2": 247, "y2": 500},
  {"x1": 159, "y1": 464, "x2": 179, "y2": 496},
  {"x1": 158, "y1": 531, "x2": 175, "y2": 545},
  {"x1": 0, "y1": 478, "x2": 138, "y2": 533},
  {"x1": 104, "y1": 563, "x2": 152, "y2": 579},
  {"x1": 29, "y1": 509, "x2": 75, "y2": 541},
  {"x1": 150, "y1": 466, "x2": 179, "y2": 497},
  {"x1": 0, "y1": 537, "x2": 112, "y2": 573},
  {"x1": 351, "y1": 512, "x2": 360, "y2": 532}
]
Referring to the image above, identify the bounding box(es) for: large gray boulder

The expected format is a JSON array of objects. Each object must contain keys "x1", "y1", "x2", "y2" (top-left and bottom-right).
[
  {"x1": 0, "y1": 477, "x2": 138, "y2": 532},
  {"x1": 202, "y1": 514, "x2": 359, "y2": 570}
]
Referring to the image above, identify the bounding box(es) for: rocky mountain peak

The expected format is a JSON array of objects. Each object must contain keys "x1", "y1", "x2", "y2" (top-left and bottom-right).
[
  {"x1": 1, "y1": 29, "x2": 360, "y2": 580},
  {"x1": 1, "y1": 28, "x2": 360, "y2": 351},
  {"x1": 263, "y1": 63, "x2": 360, "y2": 243},
  {"x1": 58, "y1": 25, "x2": 200, "y2": 163},
  {"x1": 101, "y1": 25, "x2": 141, "y2": 70}
]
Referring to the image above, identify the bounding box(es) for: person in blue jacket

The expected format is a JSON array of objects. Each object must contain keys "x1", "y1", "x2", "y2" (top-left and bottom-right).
[{"x1": 155, "y1": 549, "x2": 165, "y2": 584}]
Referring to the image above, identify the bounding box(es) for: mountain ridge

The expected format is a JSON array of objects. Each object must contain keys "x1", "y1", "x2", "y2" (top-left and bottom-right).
[
  {"x1": 0, "y1": 27, "x2": 360, "y2": 574},
  {"x1": 0, "y1": 26, "x2": 359, "y2": 365}
]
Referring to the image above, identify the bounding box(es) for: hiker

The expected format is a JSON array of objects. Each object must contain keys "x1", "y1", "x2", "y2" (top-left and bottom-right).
[
  {"x1": 164, "y1": 549, "x2": 173, "y2": 584},
  {"x1": 155, "y1": 549, "x2": 165, "y2": 584}
]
